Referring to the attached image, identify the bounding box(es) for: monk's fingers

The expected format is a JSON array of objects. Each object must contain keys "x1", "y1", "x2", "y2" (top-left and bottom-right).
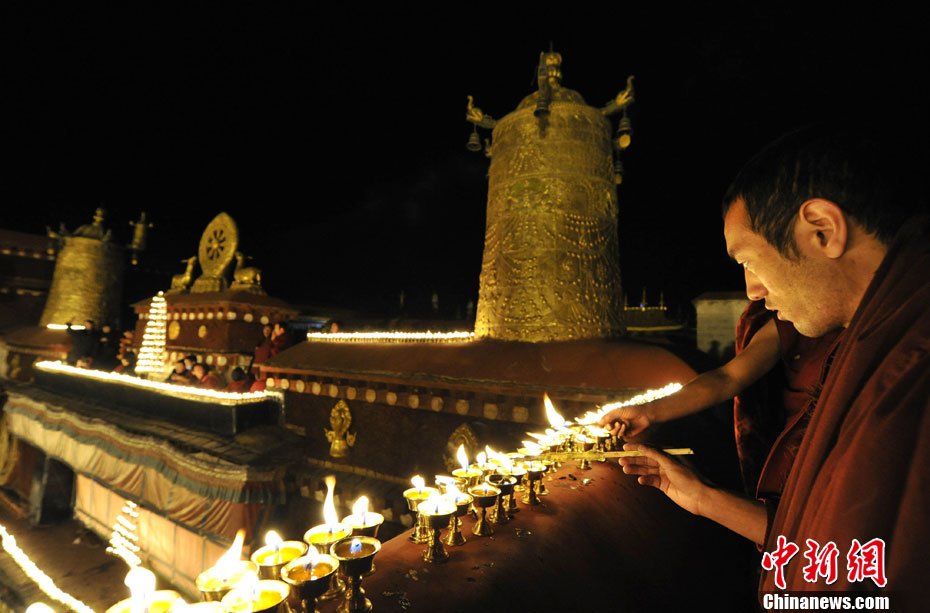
[
  {"x1": 636, "y1": 475, "x2": 663, "y2": 489},
  {"x1": 618, "y1": 456, "x2": 658, "y2": 469},
  {"x1": 607, "y1": 420, "x2": 625, "y2": 437},
  {"x1": 623, "y1": 444, "x2": 675, "y2": 469},
  {"x1": 621, "y1": 463, "x2": 659, "y2": 477}
]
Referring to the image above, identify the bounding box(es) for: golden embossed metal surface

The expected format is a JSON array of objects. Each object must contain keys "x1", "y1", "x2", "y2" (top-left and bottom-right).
[
  {"x1": 474, "y1": 98, "x2": 624, "y2": 341},
  {"x1": 39, "y1": 236, "x2": 125, "y2": 327},
  {"x1": 0, "y1": 412, "x2": 20, "y2": 486},
  {"x1": 192, "y1": 212, "x2": 238, "y2": 293},
  {"x1": 325, "y1": 399, "x2": 357, "y2": 458},
  {"x1": 443, "y1": 423, "x2": 480, "y2": 472}
]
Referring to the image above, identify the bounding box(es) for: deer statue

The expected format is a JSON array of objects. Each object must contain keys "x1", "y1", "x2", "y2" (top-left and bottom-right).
[
  {"x1": 231, "y1": 251, "x2": 263, "y2": 293},
  {"x1": 167, "y1": 256, "x2": 198, "y2": 294}
]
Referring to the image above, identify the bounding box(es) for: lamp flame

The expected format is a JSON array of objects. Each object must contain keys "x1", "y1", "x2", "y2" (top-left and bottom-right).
[
  {"x1": 446, "y1": 482, "x2": 462, "y2": 497},
  {"x1": 124, "y1": 567, "x2": 156, "y2": 613},
  {"x1": 323, "y1": 476, "x2": 339, "y2": 526},
  {"x1": 213, "y1": 529, "x2": 245, "y2": 579},
  {"x1": 411, "y1": 475, "x2": 425, "y2": 490},
  {"x1": 456, "y1": 444, "x2": 468, "y2": 472},
  {"x1": 264, "y1": 530, "x2": 283, "y2": 548},
  {"x1": 349, "y1": 538, "x2": 363, "y2": 555},
  {"x1": 485, "y1": 446, "x2": 511, "y2": 468},
  {"x1": 544, "y1": 393, "x2": 567, "y2": 428},
  {"x1": 425, "y1": 492, "x2": 443, "y2": 514},
  {"x1": 352, "y1": 495, "x2": 370, "y2": 517},
  {"x1": 476, "y1": 451, "x2": 487, "y2": 466}
]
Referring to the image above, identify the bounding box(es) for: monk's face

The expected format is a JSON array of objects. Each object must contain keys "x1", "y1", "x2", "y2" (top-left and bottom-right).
[{"x1": 724, "y1": 198, "x2": 843, "y2": 337}]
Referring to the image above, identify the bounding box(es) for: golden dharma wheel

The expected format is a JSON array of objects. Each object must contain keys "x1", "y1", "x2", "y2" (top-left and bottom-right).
[{"x1": 198, "y1": 212, "x2": 238, "y2": 279}]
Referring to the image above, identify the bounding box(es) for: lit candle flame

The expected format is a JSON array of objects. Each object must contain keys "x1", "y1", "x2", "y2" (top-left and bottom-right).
[
  {"x1": 544, "y1": 393, "x2": 567, "y2": 429},
  {"x1": 240, "y1": 571, "x2": 260, "y2": 602},
  {"x1": 125, "y1": 567, "x2": 156, "y2": 613},
  {"x1": 446, "y1": 482, "x2": 462, "y2": 497},
  {"x1": 456, "y1": 444, "x2": 468, "y2": 472},
  {"x1": 25, "y1": 604, "x2": 57, "y2": 613},
  {"x1": 265, "y1": 530, "x2": 283, "y2": 549},
  {"x1": 323, "y1": 476, "x2": 339, "y2": 527},
  {"x1": 476, "y1": 451, "x2": 487, "y2": 467},
  {"x1": 597, "y1": 383, "x2": 683, "y2": 416},
  {"x1": 411, "y1": 475, "x2": 425, "y2": 492},
  {"x1": 484, "y1": 446, "x2": 512, "y2": 469},
  {"x1": 352, "y1": 495, "x2": 369, "y2": 524},
  {"x1": 306, "y1": 544, "x2": 320, "y2": 565},
  {"x1": 349, "y1": 538, "x2": 363, "y2": 555},
  {"x1": 213, "y1": 529, "x2": 245, "y2": 580}
]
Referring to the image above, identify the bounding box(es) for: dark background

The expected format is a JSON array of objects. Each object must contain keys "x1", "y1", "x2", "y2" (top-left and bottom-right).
[{"x1": 2, "y1": 6, "x2": 927, "y2": 317}]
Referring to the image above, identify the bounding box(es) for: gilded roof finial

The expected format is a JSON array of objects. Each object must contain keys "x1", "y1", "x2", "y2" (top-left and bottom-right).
[{"x1": 72, "y1": 207, "x2": 112, "y2": 241}]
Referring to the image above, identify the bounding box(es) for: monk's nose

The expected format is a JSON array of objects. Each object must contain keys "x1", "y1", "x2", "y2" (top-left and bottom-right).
[{"x1": 744, "y1": 269, "x2": 767, "y2": 301}]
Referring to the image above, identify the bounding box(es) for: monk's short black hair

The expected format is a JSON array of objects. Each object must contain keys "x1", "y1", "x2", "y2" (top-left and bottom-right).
[{"x1": 723, "y1": 122, "x2": 927, "y2": 258}]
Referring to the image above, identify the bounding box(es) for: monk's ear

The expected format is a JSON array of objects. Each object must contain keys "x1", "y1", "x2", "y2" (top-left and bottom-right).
[{"x1": 796, "y1": 199, "x2": 848, "y2": 259}]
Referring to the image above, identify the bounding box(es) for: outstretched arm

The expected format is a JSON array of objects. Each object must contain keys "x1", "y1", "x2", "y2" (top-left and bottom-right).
[
  {"x1": 620, "y1": 444, "x2": 768, "y2": 544},
  {"x1": 599, "y1": 319, "x2": 780, "y2": 437}
]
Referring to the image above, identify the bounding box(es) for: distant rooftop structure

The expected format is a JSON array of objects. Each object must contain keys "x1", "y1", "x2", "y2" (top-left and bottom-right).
[{"x1": 692, "y1": 291, "x2": 749, "y2": 360}]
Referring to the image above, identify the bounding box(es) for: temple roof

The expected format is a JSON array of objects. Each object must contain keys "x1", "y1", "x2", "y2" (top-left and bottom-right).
[{"x1": 262, "y1": 338, "x2": 695, "y2": 396}]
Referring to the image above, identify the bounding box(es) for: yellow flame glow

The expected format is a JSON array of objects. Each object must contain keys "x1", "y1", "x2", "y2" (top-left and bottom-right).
[
  {"x1": 411, "y1": 475, "x2": 425, "y2": 490},
  {"x1": 352, "y1": 496, "x2": 370, "y2": 517},
  {"x1": 34, "y1": 361, "x2": 267, "y2": 405},
  {"x1": 213, "y1": 529, "x2": 246, "y2": 578},
  {"x1": 456, "y1": 445, "x2": 468, "y2": 471},
  {"x1": 476, "y1": 451, "x2": 487, "y2": 466},
  {"x1": 264, "y1": 530, "x2": 283, "y2": 548},
  {"x1": 445, "y1": 482, "x2": 462, "y2": 497},
  {"x1": 597, "y1": 383, "x2": 683, "y2": 416},
  {"x1": 544, "y1": 393, "x2": 567, "y2": 428},
  {"x1": 323, "y1": 476, "x2": 339, "y2": 526},
  {"x1": 307, "y1": 331, "x2": 474, "y2": 344},
  {"x1": 486, "y1": 447, "x2": 512, "y2": 469},
  {"x1": 125, "y1": 567, "x2": 156, "y2": 612}
]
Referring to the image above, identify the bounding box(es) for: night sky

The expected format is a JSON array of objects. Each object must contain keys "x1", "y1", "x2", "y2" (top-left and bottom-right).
[{"x1": 2, "y1": 7, "x2": 927, "y2": 318}]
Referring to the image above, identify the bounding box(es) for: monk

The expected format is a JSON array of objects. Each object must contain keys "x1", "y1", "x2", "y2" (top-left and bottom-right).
[
  {"x1": 599, "y1": 298, "x2": 841, "y2": 512},
  {"x1": 191, "y1": 363, "x2": 223, "y2": 390},
  {"x1": 617, "y1": 125, "x2": 928, "y2": 607}
]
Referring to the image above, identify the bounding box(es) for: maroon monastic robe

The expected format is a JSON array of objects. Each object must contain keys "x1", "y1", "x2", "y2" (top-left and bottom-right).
[
  {"x1": 760, "y1": 218, "x2": 930, "y2": 609},
  {"x1": 734, "y1": 301, "x2": 842, "y2": 501}
]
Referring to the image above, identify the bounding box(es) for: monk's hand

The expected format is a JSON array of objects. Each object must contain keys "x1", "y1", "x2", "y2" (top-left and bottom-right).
[
  {"x1": 619, "y1": 443, "x2": 706, "y2": 516},
  {"x1": 598, "y1": 404, "x2": 653, "y2": 438}
]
